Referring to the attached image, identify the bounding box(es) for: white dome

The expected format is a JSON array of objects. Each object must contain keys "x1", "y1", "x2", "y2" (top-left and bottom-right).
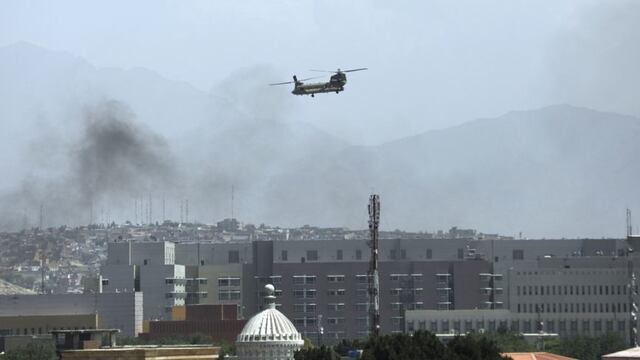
[
  {"x1": 236, "y1": 285, "x2": 304, "y2": 360},
  {"x1": 237, "y1": 307, "x2": 303, "y2": 342}
]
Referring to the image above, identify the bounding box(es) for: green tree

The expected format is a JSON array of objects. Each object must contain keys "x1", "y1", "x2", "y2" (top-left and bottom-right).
[
  {"x1": 294, "y1": 345, "x2": 339, "y2": 360},
  {"x1": 360, "y1": 331, "x2": 446, "y2": 360},
  {"x1": 333, "y1": 338, "x2": 364, "y2": 357},
  {"x1": 446, "y1": 333, "x2": 509, "y2": 360},
  {"x1": 482, "y1": 331, "x2": 534, "y2": 352},
  {"x1": 545, "y1": 333, "x2": 627, "y2": 360},
  {"x1": 2, "y1": 342, "x2": 57, "y2": 360}
]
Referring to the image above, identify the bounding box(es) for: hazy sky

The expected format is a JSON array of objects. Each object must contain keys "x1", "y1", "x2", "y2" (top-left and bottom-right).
[{"x1": 1, "y1": 0, "x2": 637, "y2": 145}]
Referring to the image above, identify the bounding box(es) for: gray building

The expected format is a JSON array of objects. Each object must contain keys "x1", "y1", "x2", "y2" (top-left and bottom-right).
[
  {"x1": 101, "y1": 241, "x2": 185, "y2": 321},
  {"x1": 99, "y1": 235, "x2": 630, "y2": 343}
]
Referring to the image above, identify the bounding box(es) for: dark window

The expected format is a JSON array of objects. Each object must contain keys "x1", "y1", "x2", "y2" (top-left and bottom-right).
[
  {"x1": 200, "y1": 260, "x2": 205, "y2": 266},
  {"x1": 307, "y1": 250, "x2": 318, "y2": 261},
  {"x1": 282, "y1": 250, "x2": 288, "y2": 261},
  {"x1": 143, "y1": 259, "x2": 148, "y2": 265},
  {"x1": 337, "y1": 249, "x2": 343, "y2": 260},
  {"x1": 228, "y1": 250, "x2": 240, "y2": 263},
  {"x1": 513, "y1": 249, "x2": 524, "y2": 260},
  {"x1": 426, "y1": 249, "x2": 432, "y2": 259},
  {"x1": 390, "y1": 249, "x2": 397, "y2": 259},
  {"x1": 457, "y1": 248, "x2": 464, "y2": 259},
  {"x1": 401, "y1": 249, "x2": 406, "y2": 259},
  {"x1": 356, "y1": 249, "x2": 362, "y2": 260}
]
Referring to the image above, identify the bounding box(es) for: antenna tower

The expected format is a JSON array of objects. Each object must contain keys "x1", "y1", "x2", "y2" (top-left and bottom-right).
[
  {"x1": 628, "y1": 209, "x2": 633, "y2": 237},
  {"x1": 39, "y1": 204, "x2": 44, "y2": 230},
  {"x1": 162, "y1": 195, "x2": 166, "y2": 222},
  {"x1": 367, "y1": 194, "x2": 381, "y2": 337}
]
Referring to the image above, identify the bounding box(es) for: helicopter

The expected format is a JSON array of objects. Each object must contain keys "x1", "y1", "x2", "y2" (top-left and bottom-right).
[{"x1": 269, "y1": 68, "x2": 367, "y2": 97}]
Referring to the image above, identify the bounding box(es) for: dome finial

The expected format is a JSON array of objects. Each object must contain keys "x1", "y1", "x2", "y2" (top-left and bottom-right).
[{"x1": 264, "y1": 284, "x2": 276, "y2": 309}]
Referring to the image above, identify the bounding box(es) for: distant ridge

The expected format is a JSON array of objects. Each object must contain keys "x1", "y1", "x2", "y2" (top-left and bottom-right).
[{"x1": 0, "y1": 43, "x2": 639, "y2": 237}]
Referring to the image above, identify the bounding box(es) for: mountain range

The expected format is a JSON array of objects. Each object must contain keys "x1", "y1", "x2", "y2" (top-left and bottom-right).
[{"x1": 1, "y1": 42, "x2": 639, "y2": 238}]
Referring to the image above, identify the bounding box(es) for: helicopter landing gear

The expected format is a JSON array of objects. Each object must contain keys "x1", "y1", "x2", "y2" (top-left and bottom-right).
[
  {"x1": 311, "y1": 94, "x2": 314, "y2": 98},
  {"x1": 336, "y1": 91, "x2": 339, "y2": 94}
]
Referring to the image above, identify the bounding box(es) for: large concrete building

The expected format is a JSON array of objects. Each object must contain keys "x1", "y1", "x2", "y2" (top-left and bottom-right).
[{"x1": 99, "y1": 235, "x2": 630, "y2": 343}]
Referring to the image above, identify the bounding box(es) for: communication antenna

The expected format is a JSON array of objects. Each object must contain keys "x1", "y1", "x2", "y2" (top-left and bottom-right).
[
  {"x1": 22, "y1": 208, "x2": 28, "y2": 231},
  {"x1": 231, "y1": 185, "x2": 235, "y2": 220},
  {"x1": 186, "y1": 199, "x2": 189, "y2": 223},
  {"x1": 162, "y1": 195, "x2": 166, "y2": 222},
  {"x1": 39, "y1": 204, "x2": 44, "y2": 230},
  {"x1": 367, "y1": 194, "x2": 381, "y2": 337},
  {"x1": 628, "y1": 209, "x2": 633, "y2": 237}
]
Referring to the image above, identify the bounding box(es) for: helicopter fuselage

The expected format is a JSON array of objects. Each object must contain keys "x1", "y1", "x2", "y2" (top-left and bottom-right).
[{"x1": 292, "y1": 73, "x2": 347, "y2": 96}]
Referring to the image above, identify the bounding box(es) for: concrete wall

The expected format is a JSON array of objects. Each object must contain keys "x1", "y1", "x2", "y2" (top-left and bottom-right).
[
  {"x1": 0, "y1": 293, "x2": 143, "y2": 337},
  {"x1": 0, "y1": 314, "x2": 98, "y2": 335},
  {"x1": 405, "y1": 309, "x2": 630, "y2": 338}
]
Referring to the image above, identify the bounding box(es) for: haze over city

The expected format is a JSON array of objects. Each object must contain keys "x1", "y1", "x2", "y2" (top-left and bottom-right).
[{"x1": 1, "y1": 0, "x2": 640, "y2": 237}]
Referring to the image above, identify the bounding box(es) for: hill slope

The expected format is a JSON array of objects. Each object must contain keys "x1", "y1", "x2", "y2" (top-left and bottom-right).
[
  {"x1": 269, "y1": 105, "x2": 640, "y2": 237},
  {"x1": 1, "y1": 43, "x2": 638, "y2": 237}
]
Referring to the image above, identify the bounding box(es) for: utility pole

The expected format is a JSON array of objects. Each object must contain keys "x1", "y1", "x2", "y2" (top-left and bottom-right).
[{"x1": 368, "y1": 194, "x2": 381, "y2": 337}]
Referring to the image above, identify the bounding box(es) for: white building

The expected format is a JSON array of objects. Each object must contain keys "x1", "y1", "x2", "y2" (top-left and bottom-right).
[{"x1": 236, "y1": 284, "x2": 304, "y2": 360}]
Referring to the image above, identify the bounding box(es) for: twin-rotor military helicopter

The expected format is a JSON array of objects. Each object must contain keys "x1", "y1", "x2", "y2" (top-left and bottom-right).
[{"x1": 269, "y1": 68, "x2": 367, "y2": 97}]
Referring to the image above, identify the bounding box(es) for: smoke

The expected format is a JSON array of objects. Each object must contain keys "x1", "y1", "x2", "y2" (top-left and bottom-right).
[
  {"x1": 0, "y1": 100, "x2": 175, "y2": 230},
  {"x1": 550, "y1": 0, "x2": 640, "y2": 117},
  {"x1": 73, "y1": 101, "x2": 174, "y2": 205}
]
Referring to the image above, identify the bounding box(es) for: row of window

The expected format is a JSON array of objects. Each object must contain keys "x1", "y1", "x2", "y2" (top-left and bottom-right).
[
  {"x1": 218, "y1": 289, "x2": 241, "y2": 300},
  {"x1": 288, "y1": 273, "x2": 432, "y2": 284},
  {"x1": 409, "y1": 319, "x2": 626, "y2": 334},
  {"x1": 517, "y1": 270, "x2": 625, "y2": 276},
  {"x1": 518, "y1": 302, "x2": 629, "y2": 314},
  {"x1": 517, "y1": 284, "x2": 630, "y2": 297},
  {"x1": 280, "y1": 248, "x2": 446, "y2": 262},
  {"x1": 218, "y1": 277, "x2": 241, "y2": 287},
  {"x1": 293, "y1": 301, "x2": 424, "y2": 313}
]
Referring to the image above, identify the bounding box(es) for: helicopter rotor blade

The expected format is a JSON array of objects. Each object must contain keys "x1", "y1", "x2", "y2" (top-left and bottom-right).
[
  {"x1": 269, "y1": 81, "x2": 295, "y2": 86},
  {"x1": 342, "y1": 67, "x2": 368, "y2": 73},
  {"x1": 299, "y1": 76, "x2": 324, "y2": 81},
  {"x1": 309, "y1": 67, "x2": 368, "y2": 73}
]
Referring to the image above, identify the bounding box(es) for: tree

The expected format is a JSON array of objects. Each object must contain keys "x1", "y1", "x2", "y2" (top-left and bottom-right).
[
  {"x1": 294, "y1": 345, "x2": 339, "y2": 360},
  {"x1": 2, "y1": 342, "x2": 57, "y2": 360},
  {"x1": 360, "y1": 331, "x2": 447, "y2": 360},
  {"x1": 333, "y1": 338, "x2": 364, "y2": 357},
  {"x1": 545, "y1": 333, "x2": 627, "y2": 360},
  {"x1": 358, "y1": 331, "x2": 507, "y2": 360},
  {"x1": 446, "y1": 334, "x2": 509, "y2": 360},
  {"x1": 482, "y1": 331, "x2": 534, "y2": 352}
]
